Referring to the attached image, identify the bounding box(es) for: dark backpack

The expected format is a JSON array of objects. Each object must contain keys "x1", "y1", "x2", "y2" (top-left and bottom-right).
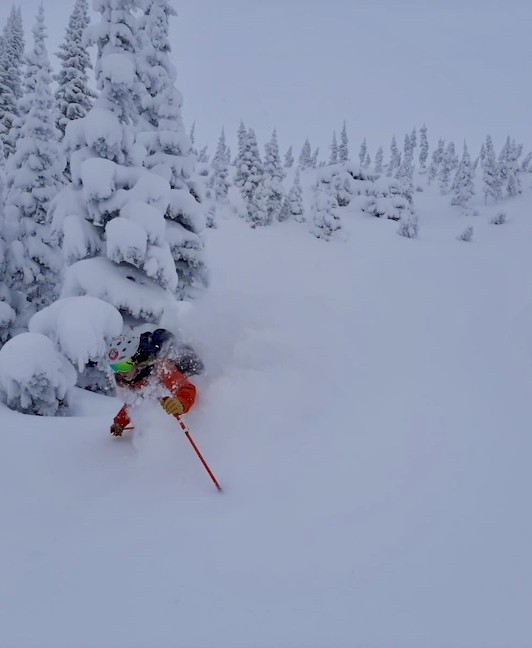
[{"x1": 135, "y1": 329, "x2": 204, "y2": 377}]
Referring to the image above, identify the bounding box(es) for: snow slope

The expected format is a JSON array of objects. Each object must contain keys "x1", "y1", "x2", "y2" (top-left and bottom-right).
[{"x1": 1, "y1": 187, "x2": 532, "y2": 648}]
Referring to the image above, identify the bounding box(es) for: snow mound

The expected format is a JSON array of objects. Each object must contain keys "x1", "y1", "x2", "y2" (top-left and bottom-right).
[{"x1": 0, "y1": 332, "x2": 77, "y2": 416}]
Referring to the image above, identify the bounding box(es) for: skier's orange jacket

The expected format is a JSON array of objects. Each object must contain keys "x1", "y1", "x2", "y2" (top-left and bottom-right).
[{"x1": 113, "y1": 359, "x2": 196, "y2": 428}]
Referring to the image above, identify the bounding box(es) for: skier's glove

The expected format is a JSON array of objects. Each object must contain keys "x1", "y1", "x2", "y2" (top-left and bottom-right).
[
  {"x1": 162, "y1": 397, "x2": 185, "y2": 416},
  {"x1": 110, "y1": 422, "x2": 124, "y2": 436}
]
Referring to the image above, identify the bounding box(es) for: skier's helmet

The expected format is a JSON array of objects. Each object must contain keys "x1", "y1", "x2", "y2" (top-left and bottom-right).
[{"x1": 106, "y1": 333, "x2": 141, "y2": 373}]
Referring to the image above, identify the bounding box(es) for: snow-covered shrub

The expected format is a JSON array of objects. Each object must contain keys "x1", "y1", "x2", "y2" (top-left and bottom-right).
[
  {"x1": 490, "y1": 212, "x2": 507, "y2": 225},
  {"x1": 279, "y1": 168, "x2": 304, "y2": 222},
  {"x1": 29, "y1": 296, "x2": 122, "y2": 392},
  {"x1": 311, "y1": 175, "x2": 341, "y2": 240},
  {"x1": 398, "y1": 212, "x2": 419, "y2": 239},
  {"x1": 0, "y1": 332, "x2": 77, "y2": 416},
  {"x1": 457, "y1": 226, "x2": 473, "y2": 242}
]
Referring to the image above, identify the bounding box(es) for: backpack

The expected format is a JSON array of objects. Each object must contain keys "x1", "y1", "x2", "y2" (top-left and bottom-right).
[{"x1": 136, "y1": 329, "x2": 204, "y2": 377}]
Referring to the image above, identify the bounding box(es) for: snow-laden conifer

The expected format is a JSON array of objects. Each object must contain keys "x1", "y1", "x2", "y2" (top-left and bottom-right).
[
  {"x1": 419, "y1": 124, "x2": 429, "y2": 171},
  {"x1": 251, "y1": 130, "x2": 285, "y2": 225},
  {"x1": 310, "y1": 146, "x2": 319, "y2": 168},
  {"x1": 50, "y1": 0, "x2": 185, "y2": 328},
  {"x1": 55, "y1": 0, "x2": 95, "y2": 139},
  {"x1": 0, "y1": 6, "x2": 25, "y2": 156},
  {"x1": 0, "y1": 140, "x2": 16, "y2": 343},
  {"x1": 136, "y1": 0, "x2": 207, "y2": 297},
  {"x1": 374, "y1": 146, "x2": 384, "y2": 174},
  {"x1": 498, "y1": 136, "x2": 521, "y2": 198},
  {"x1": 338, "y1": 121, "x2": 348, "y2": 162},
  {"x1": 451, "y1": 142, "x2": 475, "y2": 209},
  {"x1": 264, "y1": 130, "x2": 284, "y2": 183},
  {"x1": 188, "y1": 120, "x2": 197, "y2": 156},
  {"x1": 329, "y1": 132, "x2": 338, "y2": 164},
  {"x1": 0, "y1": 331, "x2": 77, "y2": 415},
  {"x1": 279, "y1": 168, "x2": 304, "y2": 222},
  {"x1": 396, "y1": 143, "x2": 414, "y2": 200},
  {"x1": 386, "y1": 135, "x2": 401, "y2": 177},
  {"x1": 311, "y1": 174, "x2": 341, "y2": 240},
  {"x1": 4, "y1": 6, "x2": 65, "y2": 314},
  {"x1": 481, "y1": 135, "x2": 501, "y2": 204},
  {"x1": 197, "y1": 145, "x2": 209, "y2": 163},
  {"x1": 428, "y1": 138, "x2": 445, "y2": 184},
  {"x1": 439, "y1": 141, "x2": 458, "y2": 194},
  {"x1": 234, "y1": 127, "x2": 264, "y2": 220},
  {"x1": 298, "y1": 138, "x2": 312, "y2": 169},
  {"x1": 520, "y1": 150, "x2": 532, "y2": 172},
  {"x1": 209, "y1": 128, "x2": 230, "y2": 202},
  {"x1": 284, "y1": 145, "x2": 294, "y2": 168},
  {"x1": 29, "y1": 294, "x2": 122, "y2": 392},
  {"x1": 359, "y1": 138, "x2": 367, "y2": 166}
]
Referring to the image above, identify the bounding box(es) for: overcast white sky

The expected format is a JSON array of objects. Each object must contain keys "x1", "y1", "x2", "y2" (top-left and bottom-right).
[{"x1": 3, "y1": 0, "x2": 532, "y2": 159}]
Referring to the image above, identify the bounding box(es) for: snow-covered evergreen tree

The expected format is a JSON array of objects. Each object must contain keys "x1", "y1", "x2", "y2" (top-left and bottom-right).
[
  {"x1": 427, "y1": 138, "x2": 445, "y2": 184},
  {"x1": 439, "y1": 141, "x2": 458, "y2": 194},
  {"x1": 284, "y1": 145, "x2": 294, "y2": 168},
  {"x1": 520, "y1": 150, "x2": 532, "y2": 172},
  {"x1": 55, "y1": 0, "x2": 95, "y2": 139},
  {"x1": 0, "y1": 140, "x2": 16, "y2": 343},
  {"x1": 506, "y1": 138, "x2": 522, "y2": 197},
  {"x1": 188, "y1": 120, "x2": 197, "y2": 156},
  {"x1": 311, "y1": 174, "x2": 341, "y2": 240},
  {"x1": 234, "y1": 127, "x2": 264, "y2": 220},
  {"x1": 0, "y1": 6, "x2": 25, "y2": 157},
  {"x1": 279, "y1": 167, "x2": 304, "y2": 222},
  {"x1": 410, "y1": 127, "x2": 417, "y2": 153},
  {"x1": 386, "y1": 135, "x2": 401, "y2": 177},
  {"x1": 396, "y1": 135, "x2": 414, "y2": 200},
  {"x1": 136, "y1": 0, "x2": 207, "y2": 297},
  {"x1": 234, "y1": 120, "x2": 247, "y2": 182},
  {"x1": 264, "y1": 129, "x2": 284, "y2": 183},
  {"x1": 497, "y1": 136, "x2": 511, "y2": 194},
  {"x1": 0, "y1": 331, "x2": 77, "y2": 415},
  {"x1": 451, "y1": 142, "x2": 475, "y2": 209},
  {"x1": 419, "y1": 124, "x2": 429, "y2": 171},
  {"x1": 298, "y1": 138, "x2": 312, "y2": 169},
  {"x1": 310, "y1": 146, "x2": 319, "y2": 168},
  {"x1": 338, "y1": 121, "x2": 348, "y2": 162},
  {"x1": 374, "y1": 146, "x2": 384, "y2": 174},
  {"x1": 497, "y1": 136, "x2": 521, "y2": 198},
  {"x1": 481, "y1": 135, "x2": 501, "y2": 204},
  {"x1": 49, "y1": 0, "x2": 189, "y2": 328},
  {"x1": 4, "y1": 5, "x2": 65, "y2": 314},
  {"x1": 329, "y1": 132, "x2": 338, "y2": 164},
  {"x1": 197, "y1": 145, "x2": 209, "y2": 163},
  {"x1": 359, "y1": 138, "x2": 367, "y2": 166},
  {"x1": 479, "y1": 142, "x2": 486, "y2": 166},
  {"x1": 209, "y1": 127, "x2": 230, "y2": 202},
  {"x1": 249, "y1": 129, "x2": 285, "y2": 226}
]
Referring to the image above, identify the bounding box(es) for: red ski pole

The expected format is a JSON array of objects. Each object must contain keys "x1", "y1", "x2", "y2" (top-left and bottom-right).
[{"x1": 176, "y1": 416, "x2": 222, "y2": 492}]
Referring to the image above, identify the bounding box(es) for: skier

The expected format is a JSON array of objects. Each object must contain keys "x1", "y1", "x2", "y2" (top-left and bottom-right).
[{"x1": 106, "y1": 328, "x2": 199, "y2": 437}]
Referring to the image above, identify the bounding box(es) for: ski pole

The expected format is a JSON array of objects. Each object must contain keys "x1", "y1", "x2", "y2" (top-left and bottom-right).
[{"x1": 176, "y1": 416, "x2": 222, "y2": 492}]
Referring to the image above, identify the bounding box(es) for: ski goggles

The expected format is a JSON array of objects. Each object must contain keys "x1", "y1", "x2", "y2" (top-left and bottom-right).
[{"x1": 110, "y1": 358, "x2": 135, "y2": 373}]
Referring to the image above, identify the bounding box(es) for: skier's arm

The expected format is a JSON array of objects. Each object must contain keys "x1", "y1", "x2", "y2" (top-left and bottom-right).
[
  {"x1": 157, "y1": 361, "x2": 197, "y2": 413},
  {"x1": 113, "y1": 404, "x2": 131, "y2": 427}
]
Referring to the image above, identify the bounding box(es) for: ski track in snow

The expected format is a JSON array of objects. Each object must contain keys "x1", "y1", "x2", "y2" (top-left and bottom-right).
[{"x1": 1, "y1": 186, "x2": 532, "y2": 648}]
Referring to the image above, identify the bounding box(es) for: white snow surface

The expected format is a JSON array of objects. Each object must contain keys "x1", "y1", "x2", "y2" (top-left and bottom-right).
[{"x1": 1, "y1": 185, "x2": 532, "y2": 647}]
